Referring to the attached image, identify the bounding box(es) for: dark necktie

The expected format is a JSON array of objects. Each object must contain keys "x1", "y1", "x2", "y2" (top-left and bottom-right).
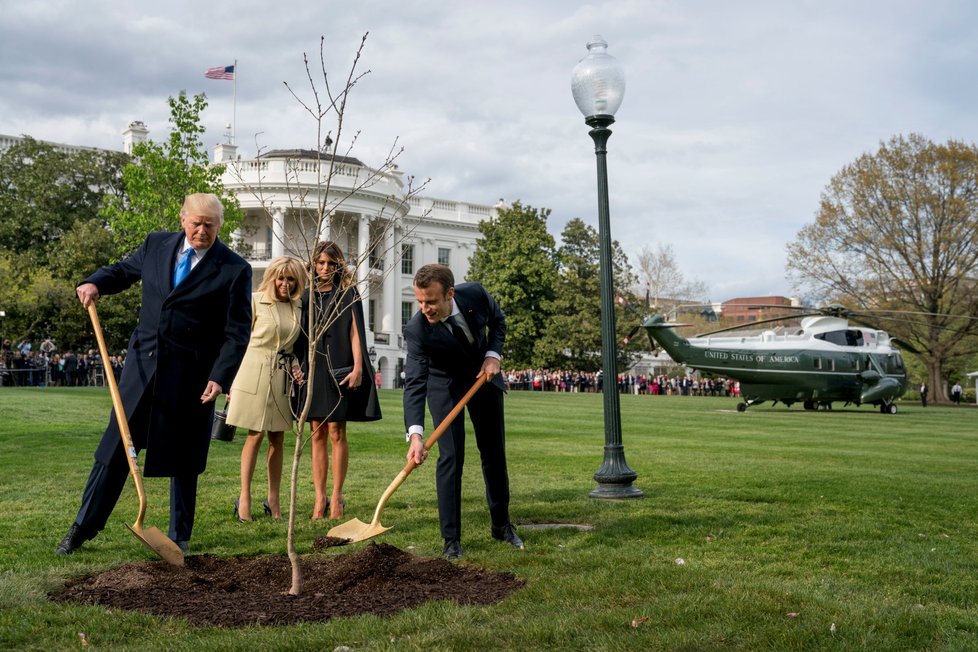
[
  {"x1": 447, "y1": 314, "x2": 474, "y2": 348},
  {"x1": 173, "y1": 248, "x2": 194, "y2": 287}
]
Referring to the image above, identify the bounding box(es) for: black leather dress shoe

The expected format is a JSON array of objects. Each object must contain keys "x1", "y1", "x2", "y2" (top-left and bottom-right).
[
  {"x1": 55, "y1": 523, "x2": 91, "y2": 555},
  {"x1": 491, "y1": 523, "x2": 525, "y2": 550},
  {"x1": 442, "y1": 539, "x2": 463, "y2": 561},
  {"x1": 174, "y1": 540, "x2": 190, "y2": 553}
]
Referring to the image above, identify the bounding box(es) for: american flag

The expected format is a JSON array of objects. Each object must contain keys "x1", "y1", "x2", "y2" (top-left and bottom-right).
[{"x1": 204, "y1": 65, "x2": 235, "y2": 80}]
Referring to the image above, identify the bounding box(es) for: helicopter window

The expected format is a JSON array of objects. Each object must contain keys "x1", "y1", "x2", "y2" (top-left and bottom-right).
[
  {"x1": 830, "y1": 359, "x2": 836, "y2": 371},
  {"x1": 814, "y1": 358, "x2": 822, "y2": 370},
  {"x1": 815, "y1": 329, "x2": 865, "y2": 347},
  {"x1": 814, "y1": 331, "x2": 846, "y2": 346},
  {"x1": 886, "y1": 354, "x2": 905, "y2": 373}
]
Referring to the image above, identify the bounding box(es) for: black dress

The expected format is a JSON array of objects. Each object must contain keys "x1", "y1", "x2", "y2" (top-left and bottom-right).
[{"x1": 292, "y1": 285, "x2": 381, "y2": 422}]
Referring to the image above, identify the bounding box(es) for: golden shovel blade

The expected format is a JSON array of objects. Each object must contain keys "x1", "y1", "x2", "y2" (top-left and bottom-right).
[
  {"x1": 127, "y1": 523, "x2": 185, "y2": 566},
  {"x1": 324, "y1": 376, "x2": 490, "y2": 547},
  {"x1": 326, "y1": 517, "x2": 391, "y2": 544}
]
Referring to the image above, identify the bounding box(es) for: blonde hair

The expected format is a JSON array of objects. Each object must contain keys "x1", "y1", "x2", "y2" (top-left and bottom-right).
[
  {"x1": 181, "y1": 193, "x2": 225, "y2": 223},
  {"x1": 259, "y1": 256, "x2": 306, "y2": 302}
]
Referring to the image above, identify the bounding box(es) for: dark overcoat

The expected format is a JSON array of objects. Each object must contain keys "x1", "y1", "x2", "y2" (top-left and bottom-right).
[{"x1": 86, "y1": 232, "x2": 252, "y2": 476}]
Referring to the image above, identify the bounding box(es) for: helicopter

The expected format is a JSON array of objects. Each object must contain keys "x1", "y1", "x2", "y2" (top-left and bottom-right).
[{"x1": 638, "y1": 305, "x2": 912, "y2": 414}]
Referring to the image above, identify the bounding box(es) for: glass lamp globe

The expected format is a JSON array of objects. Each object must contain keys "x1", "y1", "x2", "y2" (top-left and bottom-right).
[{"x1": 571, "y1": 35, "x2": 625, "y2": 118}]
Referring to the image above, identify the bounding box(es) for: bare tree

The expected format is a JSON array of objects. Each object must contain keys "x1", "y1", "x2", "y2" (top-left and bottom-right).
[
  {"x1": 634, "y1": 243, "x2": 708, "y2": 311},
  {"x1": 787, "y1": 133, "x2": 978, "y2": 402},
  {"x1": 226, "y1": 34, "x2": 428, "y2": 595}
]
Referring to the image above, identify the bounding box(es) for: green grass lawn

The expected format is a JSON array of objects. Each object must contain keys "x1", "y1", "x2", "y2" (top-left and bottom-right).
[{"x1": 1, "y1": 387, "x2": 977, "y2": 650}]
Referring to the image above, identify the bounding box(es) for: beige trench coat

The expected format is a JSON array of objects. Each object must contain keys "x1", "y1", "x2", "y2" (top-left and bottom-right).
[{"x1": 226, "y1": 292, "x2": 301, "y2": 432}]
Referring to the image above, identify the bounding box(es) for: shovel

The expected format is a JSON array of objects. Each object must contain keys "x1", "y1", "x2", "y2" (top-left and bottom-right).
[
  {"x1": 87, "y1": 303, "x2": 185, "y2": 566},
  {"x1": 328, "y1": 372, "x2": 489, "y2": 544}
]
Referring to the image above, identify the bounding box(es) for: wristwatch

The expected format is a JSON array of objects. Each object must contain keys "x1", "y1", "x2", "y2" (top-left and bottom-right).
[{"x1": 405, "y1": 432, "x2": 422, "y2": 443}]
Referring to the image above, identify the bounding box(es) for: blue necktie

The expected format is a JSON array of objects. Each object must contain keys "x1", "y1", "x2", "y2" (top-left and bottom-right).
[{"x1": 173, "y1": 248, "x2": 194, "y2": 287}]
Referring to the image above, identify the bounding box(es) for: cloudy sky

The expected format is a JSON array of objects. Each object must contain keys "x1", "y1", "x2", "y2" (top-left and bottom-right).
[{"x1": 3, "y1": 0, "x2": 977, "y2": 300}]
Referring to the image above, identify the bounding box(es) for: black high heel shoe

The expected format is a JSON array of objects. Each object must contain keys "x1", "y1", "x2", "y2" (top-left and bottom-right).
[
  {"x1": 263, "y1": 498, "x2": 273, "y2": 518},
  {"x1": 233, "y1": 498, "x2": 249, "y2": 523}
]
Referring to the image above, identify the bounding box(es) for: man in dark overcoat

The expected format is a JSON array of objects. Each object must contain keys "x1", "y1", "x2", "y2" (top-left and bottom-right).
[
  {"x1": 56, "y1": 193, "x2": 252, "y2": 554},
  {"x1": 404, "y1": 263, "x2": 523, "y2": 561}
]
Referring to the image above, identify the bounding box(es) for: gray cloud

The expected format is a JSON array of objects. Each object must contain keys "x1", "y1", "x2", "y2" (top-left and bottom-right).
[{"x1": 3, "y1": 0, "x2": 977, "y2": 299}]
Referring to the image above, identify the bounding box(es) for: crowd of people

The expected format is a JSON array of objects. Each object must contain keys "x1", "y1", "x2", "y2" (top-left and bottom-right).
[
  {"x1": 505, "y1": 368, "x2": 741, "y2": 397},
  {"x1": 0, "y1": 338, "x2": 123, "y2": 387}
]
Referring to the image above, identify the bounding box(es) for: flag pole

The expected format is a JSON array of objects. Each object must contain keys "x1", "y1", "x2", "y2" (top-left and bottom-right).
[{"x1": 232, "y1": 59, "x2": 237, "y2": 144}]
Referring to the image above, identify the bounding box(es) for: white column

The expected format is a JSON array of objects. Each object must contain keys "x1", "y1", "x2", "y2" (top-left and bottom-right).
[
  {"x1": 271, "y1": 208, "x2": 285, "y2": 259},
  {"x1": 382, "y1": 220, "x2": 398, "y2": 334},
  {"x1": 357, "y1": 214, "x2": 370, "y2": 302},
  {"x1": 318, "y1": 208, "x2": 332, "y2": 243}
]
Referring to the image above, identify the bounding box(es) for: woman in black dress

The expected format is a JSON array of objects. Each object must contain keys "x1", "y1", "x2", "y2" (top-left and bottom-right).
[{"x1": 293, "y1": 241, "x2": 381, "y2": 519}]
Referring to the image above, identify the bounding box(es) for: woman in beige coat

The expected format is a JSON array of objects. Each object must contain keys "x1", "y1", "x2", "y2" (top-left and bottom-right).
[{"x1": 227, "y1": 256, "x2": 305, "y2": 521}]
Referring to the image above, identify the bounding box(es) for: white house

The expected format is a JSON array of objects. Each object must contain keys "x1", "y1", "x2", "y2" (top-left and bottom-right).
[
  {"x1": 187, "y1": 130, "x2": 498, "y2": 389},
  {"x1": 2, "y1": 126, "x2": 501, "y2": 388}
]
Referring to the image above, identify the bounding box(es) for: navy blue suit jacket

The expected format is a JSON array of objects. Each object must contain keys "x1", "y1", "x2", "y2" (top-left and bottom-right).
[
  {"x1": 402, "y1": 282, "x2": 506, "y2": 431},
  {"x1": 86, "y1": 232, "x2": 252, "y2": 476}
]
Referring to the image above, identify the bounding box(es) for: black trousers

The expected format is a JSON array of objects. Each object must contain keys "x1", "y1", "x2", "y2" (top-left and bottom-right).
[
  {"x1": 74, "y1": 457, "x2": 198, "y2": 542},
  {"x1": 431, "y1": 382, "x2": 509, "y2": 541},
  {"x1": 71, "y1": 388, "x2": 199, "y2": 543}
]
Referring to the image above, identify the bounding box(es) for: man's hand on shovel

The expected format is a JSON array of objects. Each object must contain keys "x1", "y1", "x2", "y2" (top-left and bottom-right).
[
  {"x1": 406, "y1": 435, "x2": 429, "y2": 466},
  {"x1": 406, "y1": 363, "x2": 497, "y2": 467}
]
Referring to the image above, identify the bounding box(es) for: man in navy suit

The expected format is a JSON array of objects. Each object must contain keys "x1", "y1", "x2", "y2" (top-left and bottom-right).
[
  {"x1": 56, "y1": 193, "x2": 252, "y2": 555},
  {"x1": 404, "y1": 264, "x2": 523, "y2": 560}
]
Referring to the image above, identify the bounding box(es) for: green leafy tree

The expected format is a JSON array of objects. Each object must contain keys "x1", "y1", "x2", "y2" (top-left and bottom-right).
[
  {"x1": 0, "y1": 253, "x2": 31, "y2": 344},
  {"x1": 0, "y1": 137, "x2": 131, "y2": 348},
  {"x1": 0, "y1": 247, "x2": 134, "y2": 353},
  {"x1": 787, "y1": 134, "x2": 978, "y2": 402},
  {"x1": 467, "y1": 201, "x2": 558, "y2": 368},
  {"x1": 535, "y1": 218, "x2": 640, "y2": 371},
  {"x1": 101, "y1": 91, "x2": 243, "y2": 253},
  {"x1": 0, "y1": 252, "x2": 75, "y2": 349},
  {"x1": 0, "y1": 137, "x2": 127, "y2": 266},
  {"x1": 55, "y1": 220, "x2": 141, "y2": 351}
]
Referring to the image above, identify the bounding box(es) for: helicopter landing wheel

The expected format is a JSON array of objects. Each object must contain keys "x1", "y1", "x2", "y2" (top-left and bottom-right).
[
  {"x1": 803, "y1": 400, "x2": 816, "y2": 411},
  {"x1": 881, "y1": 403, "x2": 897, "y2": 415},
  {"x1": 736, "y1": 403, "x2": 747, "y2": 412}
]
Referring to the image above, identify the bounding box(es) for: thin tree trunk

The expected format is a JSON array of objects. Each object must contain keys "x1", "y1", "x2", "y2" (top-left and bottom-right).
[{"x1": 287, "y1": 417, "x2": 305, "y2": 595}]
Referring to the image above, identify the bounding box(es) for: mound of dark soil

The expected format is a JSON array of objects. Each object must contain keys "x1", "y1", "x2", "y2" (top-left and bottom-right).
[{"x1": 50, "y1": 543, "x2": 524, "y2": 627}]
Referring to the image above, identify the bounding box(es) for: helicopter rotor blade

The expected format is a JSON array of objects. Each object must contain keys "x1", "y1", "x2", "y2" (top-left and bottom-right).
[
  {"x1": 695, "y1": 312, "x2": 820, "y2": 337},
  {"x1": 845, "y1": 312, "x2": 975, "y2": 343},
  {"x1": 889, "y1": 337, "x2": 920, "y2": 354}
]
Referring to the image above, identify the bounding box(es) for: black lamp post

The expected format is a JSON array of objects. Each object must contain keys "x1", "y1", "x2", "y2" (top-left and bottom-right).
[{"x1": 572, "y1": 36, "x2": 643, "y2": 499}]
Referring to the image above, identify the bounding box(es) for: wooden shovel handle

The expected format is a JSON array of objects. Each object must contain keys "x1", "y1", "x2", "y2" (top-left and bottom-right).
[
  {"x1": 365, "y1": 373, "x2": 490, "y2": 527},
  {"x1": 421, "y1": 372, "x2": 489, "y2": 453},
  {"x1": 87, "y1": 303, "x2": 149, "y2": 529}
]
